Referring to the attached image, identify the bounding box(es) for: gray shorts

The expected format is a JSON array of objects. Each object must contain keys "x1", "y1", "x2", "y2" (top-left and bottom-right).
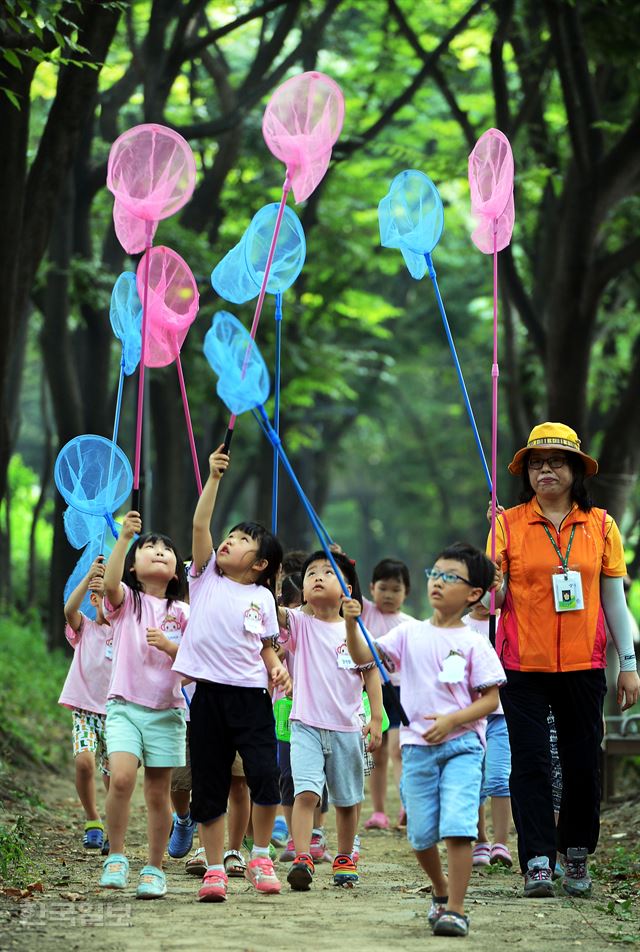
[{"x1": 290, "y1": 720, "x2": 364, "y2": 807}]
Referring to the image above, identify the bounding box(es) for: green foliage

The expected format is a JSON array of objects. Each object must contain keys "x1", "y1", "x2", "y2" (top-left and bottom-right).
[
  {"x1": 0, "y1": 613, "x2": 71, "y2": 766},
  {"x1": 0, "y1": 455, "x2": 53, "y2": 611},
  {"x1": 0, "y1": 815, "x2": 32, "y2": 886}
]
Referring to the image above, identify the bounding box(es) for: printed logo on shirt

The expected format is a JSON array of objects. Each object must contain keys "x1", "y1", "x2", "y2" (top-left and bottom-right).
[
  {"x1": 438, "y1": 649, "x2": 466, "y2": 684},
  {"x1": 105, "y1": 637, "x2": 113, "y2": 661},
  {"x1": 336, "y1": 642, "x2": 357, "y2": 670},
  {"x1": 162, "y1": 614, "x2": 182, "y2": 644},
  {"x1": 244, "y1": 603, "x2": 266, "y2": 636}
]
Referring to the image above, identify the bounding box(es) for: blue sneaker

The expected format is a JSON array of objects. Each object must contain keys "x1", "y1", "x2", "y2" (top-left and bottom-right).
[
  {"x1": 168, "y1": 815, "x2": 196, "y2": 858},
  {"x1": 99, "y1": 854, "x2": 129, "y2": 889},
  {"x1": 271, "y1": 816, "x2": 289, "y2": 848},
  {"x1": 136, "y1": 865, "x2": 167, "y2": 899},
  {"x1": 83, "y1": 821, "x2": 104, "y2": 850}
]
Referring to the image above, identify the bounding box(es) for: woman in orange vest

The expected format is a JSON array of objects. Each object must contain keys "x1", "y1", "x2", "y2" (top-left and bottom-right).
[{"x1": 490, "y1": 423, "x2": 639, "y2": 900}]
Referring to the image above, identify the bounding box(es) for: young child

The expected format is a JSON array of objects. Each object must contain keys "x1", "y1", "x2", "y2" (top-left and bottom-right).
[
  {"x1": 59, "y1": 555, "x2": 112, "y2": 853},
  {"x1": 172, "y1": 445, "x2": 289, "y2": 903},
  {"x1": 463, "y1": 603, "x2": 513, "y2": 868},
  {"x1": 361, "y1": 558, "x2": 413, "y2": 830},
  {"x1": 345, "y1": 542, "x2": 505, "y2": 938},
  {"x1": 277, "y1": 550, "x2": 384, "y2": 891},
  {"x1": 100, "y1": 512, "x2": 189, "y2": 899}
]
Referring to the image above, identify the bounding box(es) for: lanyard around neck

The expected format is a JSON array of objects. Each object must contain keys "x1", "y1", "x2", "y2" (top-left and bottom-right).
[{"x1": 542, "y1": 522, "x2": 576, "y2": 572}]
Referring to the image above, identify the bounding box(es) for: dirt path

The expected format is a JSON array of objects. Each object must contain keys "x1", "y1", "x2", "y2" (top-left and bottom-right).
[{"x1": 1, "y1": 771, "x2": 638, "y2": 951}]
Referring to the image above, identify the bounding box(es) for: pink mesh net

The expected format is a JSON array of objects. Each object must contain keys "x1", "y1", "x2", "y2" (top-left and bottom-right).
[
  {"x1": 262, "y1": 71, "x2": 345, "y2": 203},
  {"x1": 136, "y1": 246, "x2": 199, "y2": 368},
  {"x1": 113, "y1": 198, "x2": 158, "y2": 254},
  {"x1": 468, "y1": 128, "x2": 515, "y2": 253},
  {"x1": 107, "y1": 123, "x2": 197, "y2": 222}
]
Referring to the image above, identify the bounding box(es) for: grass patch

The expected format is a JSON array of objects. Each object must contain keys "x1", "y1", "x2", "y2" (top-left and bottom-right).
[
  {"x1": 0, "y1": 815, "x2": 34, "y2": 886},
  {"x1": 0, "y1": 612, "x2": 71, "y2": 771}
]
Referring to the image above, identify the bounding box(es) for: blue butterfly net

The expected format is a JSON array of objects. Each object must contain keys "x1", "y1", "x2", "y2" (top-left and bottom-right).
[
  {"x1": 211, "y1": 205, "x2": 305, "y2": 304},
  {"x1": 63, "y1": 506, "x2": 106, "y2": 550},
  {"x1": 378, "y1": 170, "x2": 444, "y2": 279},
  {"x1": 55, "y1": 434, "x2": 133, "y2": 517},
  {"x1": 64, "y1": 531, "x2": 119, "y2": 620},
  {"x1": 110, "y1": 272, "x2": 142, "y2": 375},
  {"x1": 203, "y1": 311, "x2": 271, "y2": 416}
]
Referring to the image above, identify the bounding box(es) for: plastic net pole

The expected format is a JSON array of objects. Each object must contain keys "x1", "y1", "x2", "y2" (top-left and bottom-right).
[
  {"x1": 176, "y1": 355, "x2": 203, "y2": 496},
  {"x1": 132, "y1": 221, "x2": 154, "y2": 512}
]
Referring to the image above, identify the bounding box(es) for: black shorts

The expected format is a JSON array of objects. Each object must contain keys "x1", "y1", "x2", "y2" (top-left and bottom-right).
[
  {"x1": 382, "y1": 682, "x2": 402, "y2": 730},
  {"x1": 189, "y1": 681, "x2": 280, "y2": 822}
]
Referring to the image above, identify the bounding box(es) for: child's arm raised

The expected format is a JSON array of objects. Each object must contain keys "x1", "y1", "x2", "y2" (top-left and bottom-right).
[
  {"x1": 361, "y1": 666, "x2": 383, "y2": 752},
  {"x1": 64, "y1": 556, "x2": 105, "y2": 632},
  {"x1": 422, "y1": 685, "x2": 500, "y2": 744},
  {"x1": 104, "y1": 510, "x2": 141, "y2": 609},
  {"x1": 192, "y1": 445, "x2": 229, "y2": 574},
  {"x1": 344, "y1": 598, "x2": 374, "y2": 665}
]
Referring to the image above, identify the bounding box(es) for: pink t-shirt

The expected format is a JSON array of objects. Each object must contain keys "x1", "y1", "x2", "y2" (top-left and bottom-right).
[
  {"x1": 361, "y1": 597, "x2": 413, "y2": 686},
  {"x1": 281, "y1": 609, "x2": 368, "y2": 732},
  {"x1": 377, "y1": 619, "x2": 506, "y2": 748},
  {"x1": 463, "y1": 614, "x2": 504, "y2": 715},
  {"x1": 58, "y1": 614, "x2": 112, "y2": 715},
  {"x1": 173, "y1": 551, "x2": 279, "y2": 689},
  {"x1": 104, "y1": 585, "x2": 189, "y2": 710}
]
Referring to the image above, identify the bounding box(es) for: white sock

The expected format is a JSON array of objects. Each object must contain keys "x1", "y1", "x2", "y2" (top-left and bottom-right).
[
  {"x1": 207, "y1": 864, "x2": 225, "y2": 873},
  {"x1": 176, "y1": 812, "x2": 191, "y2": 825},
  {"x1": 251, "y1": 845, "x2": 270, "y2": 858}
]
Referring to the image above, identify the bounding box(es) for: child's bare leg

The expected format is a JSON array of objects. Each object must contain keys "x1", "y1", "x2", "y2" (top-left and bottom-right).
[
  {"x1": 292, "y1": 791, "x2": 318, "y2": 855},
  {"x1": 102, "y1": 773, "x2": 110, "y2": 792},
  {"x1": 334, "y1": 805, "x2": 358, "y2": 856},
  {"x1": 143, "y1": 766, "x2": 173, "y2": 868},
  {"x1": 227, "y1": 776, "x2": 250, "y2": 851},
  {"x1": 415, "y1": 844, "x2": 448, "y2": 898},
  {"x1": 105, "y1": 752, "x2": 138, "y2": 854},
  {"x1": 477, "y1": 803, "x2": 488, "y2": 842},
  {"x1": 251, "y1": 803, "x2": 278, "y2": 849},
  {"x1": 490, "y1": 797, "x2": 512, "y2": 845},
  {"x1": 388, "y1": 729, "x2": 402, "y2": 789},
  {"x1": 199, "y1": 816, "x2": 226, "y2": 866},
  {"x1": 370, "y1": 733, "x2": 389, "y2": 814},
  {"x1": 444, "y1": 837, "x2": 473, "y2": 915},
  {"x1": 75, "y1": 750, "x2": 99, "y2": 820},
  {"x1": 283, "y1": 804, "x2": 293, "y2": 831},
  {"x1": 171, "y1": 789, "x2": 190, "y2": 817}
]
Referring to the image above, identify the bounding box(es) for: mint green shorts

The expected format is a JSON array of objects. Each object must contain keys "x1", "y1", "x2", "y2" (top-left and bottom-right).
[{"x1": 106, "y1": 699, "x2": 186, "y2": 768}]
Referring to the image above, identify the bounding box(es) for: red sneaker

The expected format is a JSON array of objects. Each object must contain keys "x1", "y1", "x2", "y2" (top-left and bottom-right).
[
  {"x1": 245, "y1": 856, "x2": 282, "y2": 894},
  {"x1": 198, "y1": 868, "x2": 228, "y2": 902}
]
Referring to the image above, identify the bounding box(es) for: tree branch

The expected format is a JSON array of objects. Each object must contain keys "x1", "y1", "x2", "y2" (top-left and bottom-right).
[
  {"x1": 336, "y1": 0, "x2": 487, "y2": 159},
  {"x1": 490, "y1": 0, "x2": 514, "y2": 132},
  {"x1": 588, "y1": 236, "x2": 640, "y2": 302},
  {"x1": 184, "y1": 0, "x2": 292, "y2": 57},
  {"x1": 594, "y1": 110, "x2": 640, "y2": 216},
  {"x1": 500, "y1": 245, "x2": 546, "y2": 358}
]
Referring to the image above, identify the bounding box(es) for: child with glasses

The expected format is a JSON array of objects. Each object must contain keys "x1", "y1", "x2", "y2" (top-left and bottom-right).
[{"x1": 345, "y1": 542, "x2": 505, "y2": 939}]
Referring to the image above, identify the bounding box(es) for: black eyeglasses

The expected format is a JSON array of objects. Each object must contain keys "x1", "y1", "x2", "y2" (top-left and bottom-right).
[
  {"x1": 527, "y1": 456, "x2": 569, "y2": 470},
  {"x1": 425, "y1": 568, "x2": 474, "y2": 586}
]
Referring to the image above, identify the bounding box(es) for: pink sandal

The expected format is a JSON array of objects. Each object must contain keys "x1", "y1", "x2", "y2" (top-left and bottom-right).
[
  {"x1": 472, "y1": 841, "x2": 491, "y2": 866},
  {"x1": 490, "y1": 843, "x2": 513, "y2": 867}
]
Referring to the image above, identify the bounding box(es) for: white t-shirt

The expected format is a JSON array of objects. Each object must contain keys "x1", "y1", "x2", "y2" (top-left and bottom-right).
[
  {"x1": 377, "y1": 619, "x2": 506, "y2": 748},
  {"x1": 173, "y1": 551, "x2": 279, "y2": 689}
]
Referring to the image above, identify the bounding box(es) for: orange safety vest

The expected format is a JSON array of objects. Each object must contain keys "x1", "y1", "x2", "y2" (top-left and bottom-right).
[{"x1": 488, "y1": 501, "x2": 626, "y2": 672}]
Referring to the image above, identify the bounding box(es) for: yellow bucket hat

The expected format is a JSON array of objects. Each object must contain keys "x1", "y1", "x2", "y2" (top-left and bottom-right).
[{"x1": 508, "y1": 422, "x2": 598, "y2": 477}]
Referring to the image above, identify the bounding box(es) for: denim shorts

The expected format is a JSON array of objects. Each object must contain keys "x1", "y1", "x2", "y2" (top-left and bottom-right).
[
  {"x1": 106, "y1": 699, "x2": 186, "y2": 768},
  {"x1": 481, "y1": 713, "x2": 511, "y2": 801},
  {"x1": 400, "y1": 733, "x2": 484, "y2": 850},
  {"x1": 290, "y1": 721, "x2": 364, "y2": 807}
]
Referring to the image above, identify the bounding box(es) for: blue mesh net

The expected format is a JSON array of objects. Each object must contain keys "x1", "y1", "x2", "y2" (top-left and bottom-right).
[
  {"x1": 244, "y1": 204, "x2": 306, "y2": 294},
  {"x1": 55, "y1": 435, "x2": 133, "y2": 517},
  {"x1": 110, "y1": 272, "x2": 142, "y2": 375},
  {"x1": 63, "y1": 506, "x2": 107, "y2": 550},
  {"x1": 378, "y1": 170, "x2": 444, "y2": 279},
  {"x1": 211, "y1": 205, "x2": 305, "y2": 303},
  {"x1": 203, "y1": 311, "x2": 271, "y2": 416}
]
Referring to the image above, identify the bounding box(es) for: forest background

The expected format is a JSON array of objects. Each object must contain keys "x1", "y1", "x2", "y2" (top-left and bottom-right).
[{"x1": 1, "y1": 0, "x2": 640, "y2": 652}]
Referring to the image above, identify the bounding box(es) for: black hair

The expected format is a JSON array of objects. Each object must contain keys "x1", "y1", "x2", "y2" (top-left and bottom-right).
[
  {"x1": 279, "y1": 572, "x2": 303, "y2": 608},
  {"x1": 123, "y1": 532, "x2": 188, "y2": 622},
  {"x1": 518, "y1": 451, "x2": 593, "y2": 511},
  {"x1": 301, "y1": 549, "x2": 363, "y2": 610},
  {"x1": 434, "y1": 542, "x2": 495, "y2": 600},
  {"x1": 371, "y1": 557, "x2": 411, "y2": 595},
  {"x1": 282, "y1": 549, "x2": 308, "y2": 575},
  {"x1": 224, "y1": 522, "x2": 283, "y2": 594}
]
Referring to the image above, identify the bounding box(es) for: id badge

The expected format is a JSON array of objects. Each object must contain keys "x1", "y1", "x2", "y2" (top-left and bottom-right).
[
  {"x1": 336, "y1": 643, "x2": 357, "y2": 669},
  {"x1": 105, "y1": 639, "x2": 113, "y2": 660},
  {"x1": 552, "y1": 569, "x2": 584, "y2": 612}
]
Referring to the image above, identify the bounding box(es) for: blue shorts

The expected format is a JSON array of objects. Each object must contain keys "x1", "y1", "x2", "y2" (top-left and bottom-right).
[
  {"x1": 106, "y1": 699, "x2": 186, "y2": 768},
  {"x1": 290, "y1": 721, "x2": 364, "y2": 807},
  {"x1": 400, "y1": 733, "x2": 484, "y2": 850},
  {"x1": 481, "y1": 713, "x2": 511, "y2": 801}
]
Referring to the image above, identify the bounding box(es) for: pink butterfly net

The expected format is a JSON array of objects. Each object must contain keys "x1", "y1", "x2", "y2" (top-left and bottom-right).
[
  {"x1": 107, "y1": 123, "x2": 197, "y2": 224},
  {"x1": 113, "y1": 198, "x2": 158, "y2": 255},
  {"x1": 468, "y1": 128, "x2": 515, "y2": 254},
  {"x1": 136, "y1": 247, "x2": 199, "y2": 368},
  {"x1": 262, "y1": 71, "x2": 345, "y2": 203}
]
